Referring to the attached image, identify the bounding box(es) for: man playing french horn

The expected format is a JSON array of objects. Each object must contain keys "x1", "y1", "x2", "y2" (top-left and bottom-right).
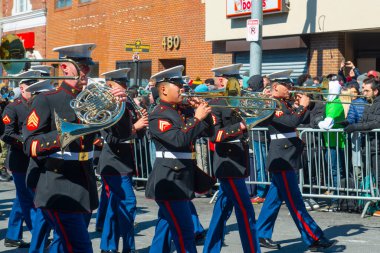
[{"x1": 22, "y1": 44, "x2": 127, "y2": 253}]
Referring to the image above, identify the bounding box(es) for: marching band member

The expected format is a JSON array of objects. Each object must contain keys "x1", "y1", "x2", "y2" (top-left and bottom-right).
[
  {"x1": 256, "y1": 70, "x2": 336, "y2": 251},
  {"x1": 22, "y1": 44, "x2": 126, "y2": 253},
  {"x1": 2, "y1": 70, "x2": 41, "y2": 249},
  {"x1": 98, "y1": 68, "x2": 148, "y2": 253},
  {"x1": 146, "y1": 65, "x2": 213, "y2": 253},
  {"x1": 203, "y1": 64, "x2": 261, "y2": 253}
]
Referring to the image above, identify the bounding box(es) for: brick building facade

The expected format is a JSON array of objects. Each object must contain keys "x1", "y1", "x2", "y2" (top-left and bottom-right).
[
  {"x1": 0, "y1": 0, "x2": 47, "y2": 59},
  {"x1": 45, "y1": 0, "x2": 216, "y2": 85}
]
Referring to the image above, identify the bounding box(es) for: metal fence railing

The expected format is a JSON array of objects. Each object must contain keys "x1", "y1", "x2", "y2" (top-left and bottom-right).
[{"x1": 129, "y1": 128, "x2": 380, "y2": 218}]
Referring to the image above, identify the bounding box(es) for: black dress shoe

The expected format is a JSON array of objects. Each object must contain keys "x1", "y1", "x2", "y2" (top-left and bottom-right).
[
  {"x1": 4, "y1": 238, "x2": 30, "y2": 248},
  {"x1": 0, "y1": 167, "x2": 12, "y2": 182},
  {"x1": 195, "y1": 231, "x2": 206, "y2": 245},
  {"x1": 259, "y1": 238, "x2": 281, "y2": 249},
  {"x1": 308, "y1": 237, "x2": 337, "y2": 252}
]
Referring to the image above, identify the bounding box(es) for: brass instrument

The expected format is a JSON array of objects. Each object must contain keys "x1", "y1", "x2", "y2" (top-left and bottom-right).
[
  {"x1": 55, "y1": 78, "x2": 126, "y2": 149},
  {"x1": 0, "y1": 34, "x2": 80, "y2": 80},
  {"x1": 181, "y1": 91, "x2": 281, "y2": 129},
  {"x1": 289, "y1": 91, "x2": 370, "y2": 105}
]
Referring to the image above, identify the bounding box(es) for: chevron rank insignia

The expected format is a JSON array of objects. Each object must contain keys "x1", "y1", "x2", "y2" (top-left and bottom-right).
[
  {"x1": 26, "y1": 110, "x2": 40, "y2": 131},
  {"x1": 275, "y1": 111, "x2": 284, "y2": 118},
  {"x1": 2, "y1": 114, "x2": 11, "y2": 125},
  {"x1": 158, "y1": 120, "x2": 172, "y2": 132},
  {"x1": 212, "y1": 114, "x2": 217, "y2": 125}
]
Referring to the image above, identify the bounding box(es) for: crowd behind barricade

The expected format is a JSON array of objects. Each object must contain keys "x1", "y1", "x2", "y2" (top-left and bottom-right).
[
  {"x1": 97, "y1": 59, "x2": 380, "y2": 218},
  {"x1": 0, "y1": 55, "x2": 380, "y2": 252}
]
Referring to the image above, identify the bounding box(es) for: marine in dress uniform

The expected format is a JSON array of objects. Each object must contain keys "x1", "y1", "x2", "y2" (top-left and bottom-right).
[
  {"x1": 2, "y1": 70, "x2": 42, "y2": 248},
  {"x1": 26, "y1": 79, "x2": 62, "y2": 253},
  {"x1": 256, "y1": 70, "x2": 336, "y2": 251},
  {"x1": 203, "y1": 64, "x2": 261, "y2": 253},
  {"x1": 146, "y1": 66, "x2": 213, "y2": 253},
  {"x1": 98, "y1": 68, "x2": 148, "y2": 253},
  {"x1": 22, "y1": 44, "x2": 127, "y2": 253}
]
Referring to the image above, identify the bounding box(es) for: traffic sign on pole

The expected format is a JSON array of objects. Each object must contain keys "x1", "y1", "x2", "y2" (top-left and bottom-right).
[{"x1": 246, "y1": 19, "x2": 259, "y2": 42}]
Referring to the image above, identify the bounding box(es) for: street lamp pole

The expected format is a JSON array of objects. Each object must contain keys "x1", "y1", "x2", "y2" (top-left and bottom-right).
[{"x1": 249, "y1": 0, "x2": 263, "y2": 76}]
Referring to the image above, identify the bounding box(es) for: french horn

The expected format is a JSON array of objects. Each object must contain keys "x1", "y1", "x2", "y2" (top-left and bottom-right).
[{"x1": 55, "y1": 78, "x2": 126, "y2": 149}]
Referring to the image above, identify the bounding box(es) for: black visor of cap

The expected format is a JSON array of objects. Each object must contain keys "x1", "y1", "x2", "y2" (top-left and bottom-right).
[
  {"x1": 20, "y1": 79, "x2": 38, "y2": 86},
  {"x1": 157, "y1": 78, "x2": 185, "y2": 87},
  {"x1": 64, "y1": 56, "x2": 95, "y2": 66},
  {"x1": 217, "y1": 74, "x2": 242, "y2": 80},
  {"x1": 110, "y1": 77, "x2": 129, "y2": 84}
]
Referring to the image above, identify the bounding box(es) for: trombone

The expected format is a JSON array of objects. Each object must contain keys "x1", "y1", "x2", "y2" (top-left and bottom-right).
[
  {"x1": 181, "y1": 92, "x2": 282, "y2": 111},
  {"x1": 289, "y1": 91, "x2": 370, "y2": 105},
  {"x1": 0, "y1": 34, "x2": 80, "y2": 80}
]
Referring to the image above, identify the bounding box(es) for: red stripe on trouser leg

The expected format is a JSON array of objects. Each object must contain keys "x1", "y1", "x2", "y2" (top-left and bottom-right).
[
  {"x1": 52, "y1": 211, "x2": 74, "y2": 253},
  {"x1": 102, "y1": 176, "x2": 111, "y2": 198},
  {"x1": 281, "y1": 171, "x2": 319, "y2": 241},
  {"x1": 228, "y1": 179, "x2": 256, "y2": 253},
  {"x1": 163, "y1": 201, "x2": 186, "y2": 253}
]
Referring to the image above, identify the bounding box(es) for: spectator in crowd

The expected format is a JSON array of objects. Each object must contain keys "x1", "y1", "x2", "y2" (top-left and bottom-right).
[
  {"x1": 318, "y1": 80, "x2": 345, "y2": 205},
  {"x1": 297, "y1": 74, "x2": 311, "y2": 86},
  {"x1": 145, "y1": 78, "x2": 156, "y2": 90},
  {"x1": 313, "y1": 76, "x2": 321, "y2": 86},
  {"x1": 338, "y1": 60, "x2": 361, "y2": 83},
  {"x1": 246, "y1": 75, "x2": 270, "y2": 204},
  {"x1": 345, "y1": 81, "x2": 368, "y2": 182},
  {"x1": 345, "y1": 78, "x2": 380, "y2": 217},
  {"x1": 340, "y1": 87, "x2": 352, "y2": 118}
]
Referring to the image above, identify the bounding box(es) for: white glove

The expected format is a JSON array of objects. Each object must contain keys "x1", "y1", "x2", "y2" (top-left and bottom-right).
[{"x1": 318, "y1": 117, "x2": 334, "y2": 130}]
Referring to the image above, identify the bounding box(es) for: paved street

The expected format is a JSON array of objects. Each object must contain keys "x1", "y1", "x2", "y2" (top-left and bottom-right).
[{"x1": 0, "y1": 181, "x2": 379, "y2": 253}]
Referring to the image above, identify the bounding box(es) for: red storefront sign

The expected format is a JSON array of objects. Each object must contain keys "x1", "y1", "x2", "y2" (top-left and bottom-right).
[{"x1": 16, "y1": 32, "x2": 35, "y2": 49}]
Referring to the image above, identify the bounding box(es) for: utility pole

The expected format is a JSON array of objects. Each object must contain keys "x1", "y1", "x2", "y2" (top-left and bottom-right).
[{"x1": 249, "y1": 0, "x2": 263, "y2": 76}]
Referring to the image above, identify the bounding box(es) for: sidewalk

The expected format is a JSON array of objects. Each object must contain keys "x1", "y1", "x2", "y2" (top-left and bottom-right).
[{"x1": 0, "y1": 181, "x2": 380, "y2": 252}]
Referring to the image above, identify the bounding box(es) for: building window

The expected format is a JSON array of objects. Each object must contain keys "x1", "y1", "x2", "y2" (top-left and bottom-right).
[
  {"x1": 55, "y1": 0, "x2": 72, "y2": 9},
  {"x1": 12, "y1": 0, "x2": 31, "y2": 14}
]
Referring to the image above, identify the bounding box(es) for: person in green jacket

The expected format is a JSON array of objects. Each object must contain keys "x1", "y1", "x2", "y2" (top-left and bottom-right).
[{"x1": 318, "y1": 80, "x2": 346, "y2": 191}]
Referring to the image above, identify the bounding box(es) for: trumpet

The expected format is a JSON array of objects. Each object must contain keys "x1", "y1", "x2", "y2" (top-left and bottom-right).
[{"x1": 289, "y1": 91, "x2": 370, "y2": 105}]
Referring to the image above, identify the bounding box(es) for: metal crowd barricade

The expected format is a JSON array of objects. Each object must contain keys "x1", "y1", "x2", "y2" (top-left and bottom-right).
[
  {"x1": 130, "y1": 127, "x2": 380, "y2": 218},
  {"x1": 298, "y1": 128, "x2": 380, "y2": 217}
]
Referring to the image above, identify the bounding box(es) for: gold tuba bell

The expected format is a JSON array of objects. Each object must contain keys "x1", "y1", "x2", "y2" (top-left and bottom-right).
[{"x1": 55, "y1": 79, "x2": 126, "y2": 149}]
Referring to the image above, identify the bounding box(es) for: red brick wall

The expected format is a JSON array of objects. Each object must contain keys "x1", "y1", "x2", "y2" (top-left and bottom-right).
[
  {"x1": 1, "y1": 0, "x2": 46, "y2": 16},
  {"x1": 46, "y1": 0, "x2": 214, "y2": 81},
  {"x1": 1, "y1": 1, "x2": 47, "y2": 57},
  {"x1": 309, "y1": 33, "x2": 345, "y2": 77}
]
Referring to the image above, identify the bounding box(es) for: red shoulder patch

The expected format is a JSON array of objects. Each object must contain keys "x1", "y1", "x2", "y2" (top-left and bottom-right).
[
  {"x1": 26, "y1": 110, "x2": 40, "y2": 131},
  {"x1": 274, "y1": 111, "x2": 284, "y2": 118},
  {"x1": 158, "y1": 120, "x2": 172, "y2": 132},
  {"x1": 2, "y1": 114, "x2": 11, "y2": 125}
]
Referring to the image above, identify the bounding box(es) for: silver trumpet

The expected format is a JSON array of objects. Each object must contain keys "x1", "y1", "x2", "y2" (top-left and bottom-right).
[{"x1": 55, "y1": 79, "x2": 126, "y2": 149}]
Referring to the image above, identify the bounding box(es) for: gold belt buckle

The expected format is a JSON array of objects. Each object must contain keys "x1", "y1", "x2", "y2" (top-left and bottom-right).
[{"x1": 79, "y1": 152, "x2": 89, "y2": 161}]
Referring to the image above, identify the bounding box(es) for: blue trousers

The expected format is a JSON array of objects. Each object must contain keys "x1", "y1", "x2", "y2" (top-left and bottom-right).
[
  {"x1": 29, "y1": 188, "x2": 61, "y2": 253},
  {"x1": 100, "y1": 175, "x2": 136, "y2": 252},
  {"x1": 257, "y1": 170, "x2": 323, "y2": 246},
  {"x1": 150, "y1": 200, "x2": 197, "y2": 253},
  {"x1": 43, "y1": 210, "x2": 93, "y2": 253},
  {"x1": 6, "y1": 195, "x2": 24, "y2": 240},
  {"x1": 189, "y1": 201, "x2": 205, "y2": 236},
  {"x1": 151, "y1": 201, "x2": 205, "y2": 252},
  {"x1": 253, "y1": 141, "x2": 269, "y2": 198},
  {"x1": 325, "y1": 148, "x2": 344, "y2": 188},
  {"x1": 203, "y1": 178, "x2": 261, "y2": 253},
  {"x1": 96, "y1": 181, "x2": 109, "y2": 230}
]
